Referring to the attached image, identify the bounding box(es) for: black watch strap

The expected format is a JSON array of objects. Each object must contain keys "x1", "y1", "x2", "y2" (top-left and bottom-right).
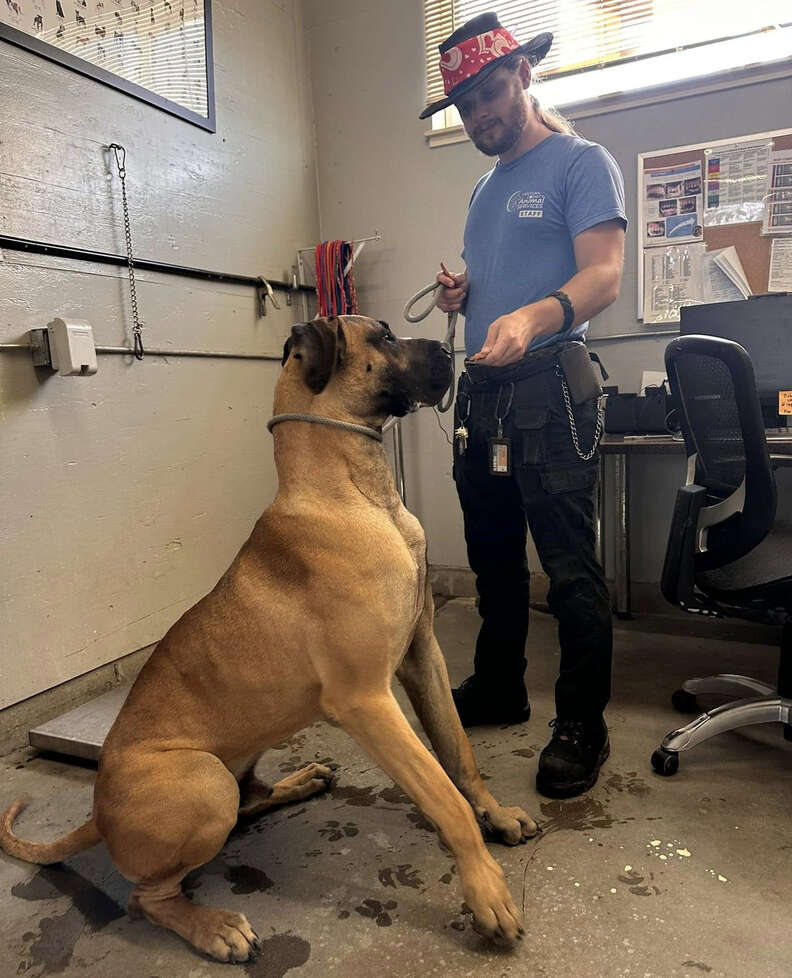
[{"x1": 547, "y1": 289, "x2": 575, "y2": 330}]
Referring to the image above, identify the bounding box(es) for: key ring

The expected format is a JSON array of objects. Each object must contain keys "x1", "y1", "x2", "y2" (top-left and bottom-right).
[{"x1": 457, "y1": 389, "x2": 471, "y2": 424}]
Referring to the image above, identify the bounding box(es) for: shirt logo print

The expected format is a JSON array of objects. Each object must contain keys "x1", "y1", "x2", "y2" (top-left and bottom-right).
[{"x1": 506, "y1": 190, "x2": 545, "y2": 219}]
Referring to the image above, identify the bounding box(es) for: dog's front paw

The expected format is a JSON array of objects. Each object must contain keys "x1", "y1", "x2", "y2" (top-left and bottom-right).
[
  {"x1": 476, "y1": 804, "x2": 538, "y2": 846},
  {"x1": 462, "y1": 856, "x2": 525, "y2": 945}
]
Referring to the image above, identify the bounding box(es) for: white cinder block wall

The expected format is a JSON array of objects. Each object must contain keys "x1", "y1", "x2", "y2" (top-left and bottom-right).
[{"x1": 0, "y1": 0, "x2": 318, "y2": 708}]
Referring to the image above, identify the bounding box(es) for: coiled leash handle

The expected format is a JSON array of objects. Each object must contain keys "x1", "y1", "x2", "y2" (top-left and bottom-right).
[{"x1": 403, "y1": 280, "x2": 457, "y2": 414}]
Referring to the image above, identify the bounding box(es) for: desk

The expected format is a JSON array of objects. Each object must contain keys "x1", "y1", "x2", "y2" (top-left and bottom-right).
[{"x1": 598, "y1": 433, "x2": 792, "y2": 618}]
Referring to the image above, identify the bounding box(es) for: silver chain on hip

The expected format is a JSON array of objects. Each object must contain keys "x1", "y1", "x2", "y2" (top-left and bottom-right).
[
  {"x1": 559, "y1": 374, "x2": 606, "y2": 461},
  {"x1": 109, "y1": 143, "x2": 144, "y2": 360}
]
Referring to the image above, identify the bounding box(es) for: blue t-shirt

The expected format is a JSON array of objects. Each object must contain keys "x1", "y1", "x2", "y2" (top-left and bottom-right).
[{"x1": 462, "y1": 132, "x2": 627, "y2": 357}]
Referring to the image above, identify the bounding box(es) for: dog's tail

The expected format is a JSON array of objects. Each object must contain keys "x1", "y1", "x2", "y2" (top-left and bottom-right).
[{"x1": 0, "y1": 798, "x2": 101, "y2": 865}]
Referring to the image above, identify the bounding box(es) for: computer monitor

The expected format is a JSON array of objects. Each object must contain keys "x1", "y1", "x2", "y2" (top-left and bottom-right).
[{"x1": 679, "y1": 294, "x2": 792, "y2": 428}]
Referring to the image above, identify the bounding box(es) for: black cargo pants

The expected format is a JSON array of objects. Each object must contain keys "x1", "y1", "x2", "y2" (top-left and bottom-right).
[{"x1": 452, "y1": 350, "x2": 612, "y2": 720}]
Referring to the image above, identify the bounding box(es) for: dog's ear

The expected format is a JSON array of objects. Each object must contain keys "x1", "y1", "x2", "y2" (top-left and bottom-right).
[
  {"x1": 335, "y1": 319, "x2": 347, "y2": 369},
  {"x1": 288, "y1": 319, "x2": 344, "y2": 394},
  {"x1": 281, "y1": 336, "x2": 293, "y2": 366}
]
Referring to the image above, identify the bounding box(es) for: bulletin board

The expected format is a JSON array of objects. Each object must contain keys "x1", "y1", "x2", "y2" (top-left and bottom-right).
[{"x1": 637, "y1": 128, "x2": 792, "y2": 322}]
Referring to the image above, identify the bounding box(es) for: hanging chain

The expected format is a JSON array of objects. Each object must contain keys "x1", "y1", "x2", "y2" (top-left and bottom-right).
[
  {"x1": 559, "y1": 374, "x2": 606, "y2": 462},
  {"x1": 109, "y1": 143, "x2": 144, "y2": 360}
]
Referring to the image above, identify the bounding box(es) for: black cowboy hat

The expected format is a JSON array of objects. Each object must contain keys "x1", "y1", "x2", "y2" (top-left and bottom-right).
[{"x1": 420, "y1": 12, "x2": 552, "y2": 120}]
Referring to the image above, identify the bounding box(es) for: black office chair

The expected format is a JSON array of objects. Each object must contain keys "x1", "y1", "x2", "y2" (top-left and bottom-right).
[{"x1": 651, "y1": 334, "x2": 792, "y2": 776}]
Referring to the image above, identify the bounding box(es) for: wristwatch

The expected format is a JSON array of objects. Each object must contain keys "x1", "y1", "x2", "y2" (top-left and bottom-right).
[{"x1": 547, "y1": 289, "x2": 575, "y2": 330}]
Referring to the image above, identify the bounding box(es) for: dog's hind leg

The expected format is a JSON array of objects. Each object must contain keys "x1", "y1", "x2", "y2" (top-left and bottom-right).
[
  {"x1": 398, "y1": 581, "x2": 538, "y2": 845},
  {"x1": 238, "y1": 762, "x2": 335, "y2": 818},
  {"x1": 129, "y1": 876, "x2": 261, "y2": 961},
  {"x1": 98, "y1": 750, "x2": 260, "y2": 962},
  {"x1": 322, "y1": 687, "x2": 524, "y2": 944}
]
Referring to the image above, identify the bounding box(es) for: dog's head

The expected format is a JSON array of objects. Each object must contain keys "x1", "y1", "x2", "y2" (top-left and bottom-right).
[{"x1": 277, "y1": 315, "x2": 452, "y2": 423}]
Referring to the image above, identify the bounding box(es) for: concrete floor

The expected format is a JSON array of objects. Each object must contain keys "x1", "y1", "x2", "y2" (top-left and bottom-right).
[{"x1": 1, "y1": 599, "x2": 791, "y2": 978}]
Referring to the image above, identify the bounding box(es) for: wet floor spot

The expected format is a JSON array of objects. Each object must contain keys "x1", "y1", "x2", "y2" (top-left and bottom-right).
[
  {"x1": 511, "y1": 748, "x2": 536, "y2": 759},
  {"x1": 21, "y1": 905, "x2": 85, "y2": 974},
  {"x1": 12, "y1": 864, "x2": 125, "y2": 976},
  {"x1": 539, "y1": 796, "x2": 616, "y2": 833},
  {"x1": 243, "y1": 932, "x2": 311, "y2": 978},
  {"x1": 328, "y1": 784, "x2": 379, "y2": 807},
  {"x1": 225, "y1": 864, "x2": 275, "y2": 895}
]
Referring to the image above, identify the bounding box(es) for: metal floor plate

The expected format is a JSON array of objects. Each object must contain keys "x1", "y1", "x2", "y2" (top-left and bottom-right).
[{"x1": 28, "y1": 685, "x2": 132, "y2": 761}]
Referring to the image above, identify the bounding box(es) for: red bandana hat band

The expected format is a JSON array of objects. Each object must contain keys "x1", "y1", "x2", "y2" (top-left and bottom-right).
[{"x1": 439, "y1": 27, "x2": 520, "y2": 96}]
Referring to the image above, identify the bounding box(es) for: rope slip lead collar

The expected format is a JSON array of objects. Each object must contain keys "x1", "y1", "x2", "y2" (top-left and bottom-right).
[
  {"x1": 267, "y1": 413, "x2": 384, "y2": 442},
  {"x1": 403, "y1": 279, "x2": 457, "y2": 414}
]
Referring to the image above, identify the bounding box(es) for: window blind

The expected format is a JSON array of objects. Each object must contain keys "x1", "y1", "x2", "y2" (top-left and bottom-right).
[{"x1": 424, "y1": 1, "x2": 791, "y2": 111}]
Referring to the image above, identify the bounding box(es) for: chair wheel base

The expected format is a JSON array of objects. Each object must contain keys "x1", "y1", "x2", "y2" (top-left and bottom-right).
[
  {"x1": 651, "y1": 748, "x2": 679, "y2": 776},
  {"x1": 671, "y1": 688, "x2": 699, "y2": 713}
]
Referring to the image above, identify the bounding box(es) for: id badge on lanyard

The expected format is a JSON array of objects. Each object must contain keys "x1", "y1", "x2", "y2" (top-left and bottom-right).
[
  {"x1": 489, "y1": 436, "x2": 511, "y2": 476},
  {"x1": 489, "y1": 382, "x2": 515, "y2": 477}
]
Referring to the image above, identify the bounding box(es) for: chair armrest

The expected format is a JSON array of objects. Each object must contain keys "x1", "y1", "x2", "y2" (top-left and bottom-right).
[{"x1": 661, "y1": 484, "x2": 706, "y2": 607}]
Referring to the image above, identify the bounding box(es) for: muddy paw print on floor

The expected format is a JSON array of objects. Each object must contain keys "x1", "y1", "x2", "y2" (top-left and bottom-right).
[
  {"x1": 448, "y1": 902, "x2": 474, "y2": 932},
  {"x1": 616, "y1": 866, "x2": 660, "y2": 897},
  {"x1": 318, "y1": 820, "x2": 359, "y2": 841},
  {"x1": 271, "y1": 733, "x2": 308, "y2": 752},
  {"x1": 354, "y1": 898, "x2": 398, "y2": 926},
  {"x1": 606, "y1": 771, "x2": 651, "y2": 797},
  {"x1": 406, "y1": 806, "x2": 436, "y2": 833},
  {"x1": 377, "y1": 864, "x2": 425, "y2": 891},
  {"x1": 278, "y1": 755, "x2": 306, "y2": 774}
]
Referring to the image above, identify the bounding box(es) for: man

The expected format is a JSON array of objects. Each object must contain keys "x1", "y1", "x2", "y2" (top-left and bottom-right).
[{"x1": 420, "y1": 12, "x2": 626, "y2": 798}]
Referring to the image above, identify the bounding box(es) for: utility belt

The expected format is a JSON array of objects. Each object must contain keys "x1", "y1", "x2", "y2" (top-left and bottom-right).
[
  {"x1": 455, "y1": 340, "x2": 608, "y2": 471},
  {"x1": 462, "y1": 341, "x2": 566, "y2": 389}
]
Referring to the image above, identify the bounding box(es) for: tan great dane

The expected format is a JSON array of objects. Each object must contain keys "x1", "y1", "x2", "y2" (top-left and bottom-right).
[{"x1": 1, "y1": 316, "x2": 537, "y2": 962}]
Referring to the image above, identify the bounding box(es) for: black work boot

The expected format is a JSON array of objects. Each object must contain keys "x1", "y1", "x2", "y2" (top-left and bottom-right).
[
  {"x1": 451, "y1": 675, "x2": 531, "y2": 728},
  {"x1": 536, "y1": 717, "x2": 610, "y2": 798}
]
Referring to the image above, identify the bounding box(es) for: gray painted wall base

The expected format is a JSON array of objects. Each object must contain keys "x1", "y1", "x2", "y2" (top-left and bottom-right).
[{"x1": 28, "y1": 685, "x2": 131, "y2": 762}]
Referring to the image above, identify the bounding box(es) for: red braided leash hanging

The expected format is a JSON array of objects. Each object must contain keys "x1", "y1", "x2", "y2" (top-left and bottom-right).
[{"x1": 314, "y1": 241, "x2": 359, "y2": 317}]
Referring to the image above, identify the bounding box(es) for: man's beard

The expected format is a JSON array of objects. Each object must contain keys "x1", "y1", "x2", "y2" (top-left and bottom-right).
[{"x1": 469, "y1": 95, "x2": 530, "y2": 157}]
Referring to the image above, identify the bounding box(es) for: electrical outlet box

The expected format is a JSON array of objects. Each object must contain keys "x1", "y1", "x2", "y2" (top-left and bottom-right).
[{"x1": 46, "y1": 318, "x2": 98, "y2": 376}]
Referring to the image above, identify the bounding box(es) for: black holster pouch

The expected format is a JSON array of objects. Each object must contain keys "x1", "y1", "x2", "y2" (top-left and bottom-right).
[{"x1": 557, "y1": 341, "x2": 607, "y2": 404}]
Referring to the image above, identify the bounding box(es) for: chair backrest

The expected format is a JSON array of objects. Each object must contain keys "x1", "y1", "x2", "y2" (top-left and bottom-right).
[{"x1": 664, "y1": 334, "x2": 776, "y2": 571}]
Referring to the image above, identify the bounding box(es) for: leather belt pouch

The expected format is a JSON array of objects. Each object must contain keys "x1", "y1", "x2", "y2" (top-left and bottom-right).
[{"x1": 557, "y1": 341, "x2": 603, "y2": 405}]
